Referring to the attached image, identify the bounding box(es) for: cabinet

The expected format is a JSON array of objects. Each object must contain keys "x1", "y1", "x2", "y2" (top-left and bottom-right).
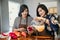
[{"x1": 48, "y1": 7, "x2": 57, "y2": 14}]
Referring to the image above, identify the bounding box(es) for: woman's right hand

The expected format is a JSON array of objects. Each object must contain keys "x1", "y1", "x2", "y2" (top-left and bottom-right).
[
  {"x1": 34, "y1": 17, "x2": 41, "y2": 21},
  {"x1": 34, "y1": 17, "x2": 46, "y2": 21}
]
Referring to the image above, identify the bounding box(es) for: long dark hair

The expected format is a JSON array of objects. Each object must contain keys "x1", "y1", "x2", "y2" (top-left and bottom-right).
[
  {"x1": 18, "y1": 4, "x2": 30, "y2": 17},
  {"x1": 36, "y1": 4, "x2": 48, "y2": 17}
]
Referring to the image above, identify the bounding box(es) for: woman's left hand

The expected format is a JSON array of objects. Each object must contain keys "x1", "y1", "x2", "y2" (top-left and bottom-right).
[
  {"x1": 51, "y1": 20, "x2": 58, "y2": 24},
  {"x1": 27, "y1": 26, "x2": 34, "y2": 35}
]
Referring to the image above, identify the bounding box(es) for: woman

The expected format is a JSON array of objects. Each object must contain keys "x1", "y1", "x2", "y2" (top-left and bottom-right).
[
  {"x1": 13, "y1": 4, "x2": 33, "y2": 37},
  {"x1": 30, "y1": 4, "x2": 59, "y2": 39},
  {"x1": 30, "y1": 4, "x2": 49, "y2": 36}
]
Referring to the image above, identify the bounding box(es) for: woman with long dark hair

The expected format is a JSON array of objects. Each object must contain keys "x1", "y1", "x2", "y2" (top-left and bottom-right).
[
  {"x1": 13, "y1": 4, "x2": 33, "y2": 37},
  {"x1": 31, "y1": 4, "x2": 59, "y2": 40}
]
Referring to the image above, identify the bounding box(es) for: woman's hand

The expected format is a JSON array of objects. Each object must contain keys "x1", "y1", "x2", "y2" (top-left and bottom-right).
[
  {"x1": 27, "y1": 26, "x2": 34, "y2": 35},
  {"x1": 34, "y1": 17, "x2": 42, "y2": 21},
  {"x1": 34, "y1": 17, "x2": 46, "y2": 21},
  {"x1": 51, "y1": 20, "x2": 58, "y2": 24},
  {"x1": 13, "y1": 28, "x2": 26, "y2": 32},
  {"x1": 45, "y1": 19, "x2": 50, "y2": 25}
]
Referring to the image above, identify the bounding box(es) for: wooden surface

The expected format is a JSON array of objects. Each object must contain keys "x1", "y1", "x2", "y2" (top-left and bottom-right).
[
  {"x1": 0, "y1": 38, "x2": 7, "y2": 40},
  {"x1": 10, "y1": 36, "x2": 53, "y2": 40},
  {"x1": 33, "y1": 36, "x2": 53, "y2": 40}
]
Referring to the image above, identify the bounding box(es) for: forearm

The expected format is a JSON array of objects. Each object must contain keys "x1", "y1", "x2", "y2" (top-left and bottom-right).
[{"x1": 13, "y1": 28, "x2": 20, "y2": 32}]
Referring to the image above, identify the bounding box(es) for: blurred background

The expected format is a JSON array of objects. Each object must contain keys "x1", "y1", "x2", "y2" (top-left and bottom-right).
[{"x1": 0, "y1": 0, "x2": 60, "y2": 36}]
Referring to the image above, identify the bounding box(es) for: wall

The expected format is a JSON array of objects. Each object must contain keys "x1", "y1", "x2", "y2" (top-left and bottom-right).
[
  {"x1": 1, "y1": 0, "x2": 9, "y2": 32},
  {"x1": 57, "y1": 0, "x2": 60, "y2": 15},
  {"x1": 41, "y1": 2, "x2": 57, "y2": 8},
  {"x1": 0, "y1": 0, "x2": 2, "y2": 33},
  {"x1": 23, "y1": 0, "x2": 57, "y2": 18},
  {"x1": 57, "y1": 0, "x2": 60, "y2": 34},
  {"x1": 9, "y1": 0, "x2": 23, "y2": 4}
]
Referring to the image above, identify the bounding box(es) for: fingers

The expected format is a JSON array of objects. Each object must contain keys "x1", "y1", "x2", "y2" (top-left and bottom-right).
[
  {"x1": 34, "y1": 17, "x2": 39, "y2": 21},
  {"x1": 46, "y1": 19, "x2": 50, "y2": 25},
  {"x1": 34, "y1": 17, "x2": 44, "y2": 21}
]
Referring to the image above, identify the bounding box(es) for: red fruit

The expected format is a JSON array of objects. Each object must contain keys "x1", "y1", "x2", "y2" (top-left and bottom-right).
[
  {"x1": 28, "y1": 27, "x2": 33, "y2": 31},
  {"x1": 21, "y1": 32, "x2": 26, "y2": 37},
  {"x1": 9, "y1": 32, "x2": 17, "y2": 39},
  {"x1": 2, "y1": 33, "x2": 8, "y2": 36}
]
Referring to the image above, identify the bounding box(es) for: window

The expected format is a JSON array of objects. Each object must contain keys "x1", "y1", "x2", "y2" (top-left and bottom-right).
[{"x1": 8, "y1": 1, "x2": 20, "y2": 27}]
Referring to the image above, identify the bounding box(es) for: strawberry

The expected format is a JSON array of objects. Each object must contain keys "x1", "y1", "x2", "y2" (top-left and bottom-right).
[{"x1": 9, "y1": 32, "x2": 17, "y2": 39}]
